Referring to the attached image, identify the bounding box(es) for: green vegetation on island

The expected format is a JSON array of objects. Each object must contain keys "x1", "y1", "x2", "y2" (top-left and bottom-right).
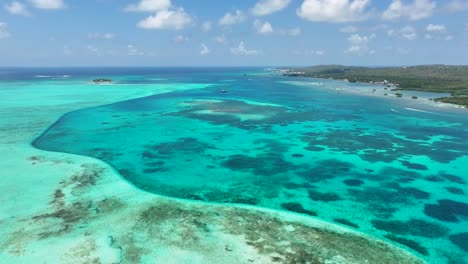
[{"x1": 287, "y1": 65, "x2": 468, "y2": 107}]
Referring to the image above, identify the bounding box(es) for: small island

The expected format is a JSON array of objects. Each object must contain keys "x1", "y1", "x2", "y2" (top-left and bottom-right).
[
  {"x1": 93, "y1": 78, "x2": 113, "y2": 84},
  {"x1": 283, "y1": 65, "x2": 468, "y2": 108}
]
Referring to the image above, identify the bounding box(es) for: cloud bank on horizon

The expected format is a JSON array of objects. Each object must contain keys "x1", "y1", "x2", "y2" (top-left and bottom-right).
[{"x1": 1, "y1": 0, "x2": 468, "y2": 66}]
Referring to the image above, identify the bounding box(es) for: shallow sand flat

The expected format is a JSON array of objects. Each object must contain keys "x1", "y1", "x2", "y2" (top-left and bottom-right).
[
  {"x1": 282, "y1": 80, "x2": 466, "y2": 112},
  {"x1": 0, "y1": 82, "x2": 424, "y2": 263}
]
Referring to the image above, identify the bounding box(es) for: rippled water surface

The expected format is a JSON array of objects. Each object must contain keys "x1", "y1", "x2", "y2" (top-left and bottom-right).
[{"x1": 30, "y1": 68, "x2": 468, "y2": 263}]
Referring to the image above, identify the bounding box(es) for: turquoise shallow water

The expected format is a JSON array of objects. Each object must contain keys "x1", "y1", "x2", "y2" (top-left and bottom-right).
[{"x1": 24, "y1": 68, "x2": 468, "y2": 263}]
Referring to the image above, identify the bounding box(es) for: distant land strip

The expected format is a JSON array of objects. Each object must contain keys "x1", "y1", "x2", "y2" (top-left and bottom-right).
[{"x1": 284, "y1": 65, "x2": 468, "y2": 108}]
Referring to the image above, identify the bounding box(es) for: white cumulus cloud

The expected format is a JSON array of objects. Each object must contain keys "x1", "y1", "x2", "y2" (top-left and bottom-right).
[
  {"x1": 87, "y1": 45, "x2": 98, "y2": 53},
  {"x1": 200, "y1": 43, "x2": 210, "y2": 55},
  {"x1": 297, "y1": 0, "x2": 372, "y2": 23},
  {"x1": 215, "y1": 34, "x2": 227, "y2": 44},
  {"x1": 340, "y1": 25, "x2": 359, "y2": 33},
  {"x1": 382, "y1": 0, "x2": 435, "y2": 21},
  {"x1": 230, "y1": 41, "x2": 259, "y2": 56},
  {"x1": 88, "y1": 32, "x2": 115, "y2": 40},
  {"x1": 426, "y1": 24, "x2": 446, "y2": 32},
  {"x1": 315, "y1": 50, "x2": 325, "y2": 55},
  {"x1": 349, "y1": 33, "x2": 374, "y2": 45},
  {"x1": 445, "y1": 0, "x2": 468, "y2": 12},
  {"x1": 174, "y1": 34, "x2": 188, "y2": 43},
  {"x1": 285, "y1": 27, "x2": 301, "y2": 36},
  {"x1": 345, "y1": 33, "x2": 376, "y2": 55},
  {"x1": 277, "y1": 27, "x2": 301, "y2": 36},
  {"x1": 425, "y1": 24, "x2": 451, "y2": 40},
  {"x1": 293, "y1": 49, "x2": 325, "y2": 56},
  {"x1": 254, "y1": 19, "x2": 274, "y2": 34},
  {"x1": 138, "y1": 8, "x2": 191, "y2": 30},
  {"x1": 29, "y1": 0, "x2": 65, "y2": 9},
  {"x1": 0, "y1": 23, "x2": 10, "y2": 39},
  {"x1": 128, "y1": 44, "x2": 144, "y2": 56},
  {"x1": 202, "y1": 21, "x2": 212, "y2": 32},
  {"x1": 399, "y1": 26, "x2": 417, "y2": 40},
  {"x1": 252, "y1": 0, "x2": 291, "y2": 16},
  {"x1": 5, "y1": 1, "x2": 30, "y2": 16},
  {"x1": 125, "y1": 0, "x2": 171, "y2": 12},
  {"x1": 388, "y1": 26, "x2": 417, "y2": 40},
  {"x1": 219, "y1": 10, "x2": 245, "y2": 26}
]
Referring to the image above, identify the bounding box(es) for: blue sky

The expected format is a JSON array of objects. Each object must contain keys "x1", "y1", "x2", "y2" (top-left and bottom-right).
[{"x1": 1, "y1": 0, "x2": 468, "y2": 66}]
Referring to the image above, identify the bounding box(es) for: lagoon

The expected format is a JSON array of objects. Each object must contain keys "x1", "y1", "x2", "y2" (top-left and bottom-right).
[{"x1": 2, "y1": 67, "x2": 467, "y2": 263}]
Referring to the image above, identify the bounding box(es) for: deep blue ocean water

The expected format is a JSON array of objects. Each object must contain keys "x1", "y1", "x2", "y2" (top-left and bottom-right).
[{"x1": 5, "y1": 67, "x2": 467, "y2": 263}]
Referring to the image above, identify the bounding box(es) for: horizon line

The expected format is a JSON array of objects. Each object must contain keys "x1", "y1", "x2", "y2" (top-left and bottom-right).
[{"x1": 1, "y1": 64, "x2": 468, "y2": 68}]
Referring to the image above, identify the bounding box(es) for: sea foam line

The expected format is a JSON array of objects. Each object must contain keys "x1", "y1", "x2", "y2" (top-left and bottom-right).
[{"x1": 404, "y1": 107, "x2": 438, "y2": 114}]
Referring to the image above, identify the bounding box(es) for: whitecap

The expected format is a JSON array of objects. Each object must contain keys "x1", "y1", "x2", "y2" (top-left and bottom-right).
[{"x1": 404, "y1": 107, "x2": 438, "y2": 114}]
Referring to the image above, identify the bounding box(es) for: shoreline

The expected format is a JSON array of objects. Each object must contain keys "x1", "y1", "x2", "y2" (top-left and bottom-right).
[
  {"x1": 278, "y1": 65, "x2": 468, "y2": 109},
  {"x1": 281, "y1": 77, "x2": 467, "y2": 113}
]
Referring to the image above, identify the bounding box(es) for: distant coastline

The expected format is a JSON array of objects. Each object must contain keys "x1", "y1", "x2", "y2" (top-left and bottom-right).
[{"x1": 279, "y1": 65, "x2": 468, "y2": 108}]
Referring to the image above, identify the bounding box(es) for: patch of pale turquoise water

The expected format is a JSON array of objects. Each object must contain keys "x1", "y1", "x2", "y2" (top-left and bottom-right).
[{"x1": 32, "y1": 73, "x2": 468, "y2": 263}]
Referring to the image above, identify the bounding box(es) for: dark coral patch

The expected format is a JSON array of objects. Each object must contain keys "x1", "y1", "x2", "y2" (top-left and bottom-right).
[
  {"x1": 302, "y1": 130, "x2": 398, "y2": 163},
  {"x1": 146, "y1": 137, "x2": 213, "y2": 156},
  {"x1": 333, "y1": 218, "x2": 359, "y2": 229},
  {"x1": 400, "y1": 187, "x2": 430, "y2": 200},
  {"x1": 343, "y1": 179, "x2": 364, "y2": 187},
  {"x1": 141, "y1": 151, "x2": 159, "y2": 159},
  {"x1": 146, "y1": 161, "x2": 165, "y2": 167},
  {"x1": 283, "y1": 182, "x2": 313, "y2": 189},
  {"x1": 384, "y1": 235, "x2": 428, "y2": 256},
  {"x1": 143, "y1": 167, "x2": 168, "y2": 174},
  {"x1": 348, "y1": 187, "x2": 406, "y2": 218},
  {"x1": 397, "y1": 177, "x2": 415, "y2": 183},
  {"x1": 297, "y1": 159, "x2": 355, "y2": 183},
  {"x1": 446, "y1": 187, "x2": 465, "y2": 195},
  {"x1": 254, "y1": 139, "x2": 289, "y2": 153},
  {"x1": 371, "y1": 219, "x2": 449, "y2": 238},
  {"x1": 424, "y1": 199, "x2": 468, "y2": 222},
  {"x1": 424, "y1": 175, "x2": 444, "y2": 182},
  {"x1": 319, "y1": 159, "x2": 355, "y2": 171},
  {"x1": 85, "y1": 148, "x2": 122, "y2": 161},
  {"x1": 449, "y1": 233, "x2": 468, "y2": 252},
  {"x1": 379, "y1": 167, "x2": 421, "y2": 181},
  {"x1": 308, "y1": 189, "x2": 341, "y2": 202},
  {"x1": 305, "y1": 145, "x2": 325, "y2": 152},
  {"x1": 281, "y1": 202, "x2": 318, "y2": 216},
  {"x1": 229, "y1": 196, "x2": 259, "y2": 205},
  {"x1": 440, "y1": 173, "x2": 466, "y2": 185},
  {"x1": 383, "y1": 182, "x2": 430, "y2": 200},
  {"x1": 291, "y1": 153, "x2": 304, "y2": 158},
  {"x1": 400, "y1": 160, "x2": 428, "y2": 171},
  {"x1": 117, "y1": 168, "x2": 133, "y2": 178},
  {"x1": 222, "y1": 154, "x2": 295, "y2": 176},
  {"x1": 200, "y1": 190, "x2": 260, "y2": 205},
  {"x1": 349, "y1": 187, "x2": 406, "y2": 205},
  {"x1": 431, "y1": 140, "x2": 468, "y2": 163}
]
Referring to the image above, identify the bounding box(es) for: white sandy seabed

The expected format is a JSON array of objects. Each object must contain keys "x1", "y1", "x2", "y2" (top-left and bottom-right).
[{"x1": 0, "y1": 81, "x2": 425, "y2": 264}]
